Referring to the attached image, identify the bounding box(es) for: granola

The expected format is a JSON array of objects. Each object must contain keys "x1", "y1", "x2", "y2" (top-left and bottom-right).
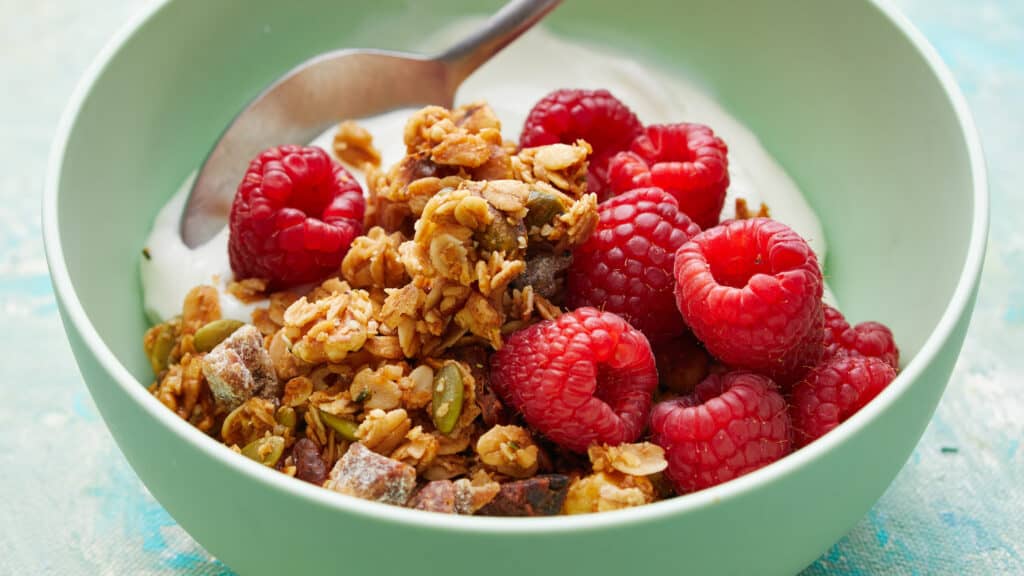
[{"x1": 141, "y1": 101, "x2": 674, "y2": 517}]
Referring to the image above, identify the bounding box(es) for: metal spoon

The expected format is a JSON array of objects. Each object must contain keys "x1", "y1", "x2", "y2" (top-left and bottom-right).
[{"x1": 180, "y1": 0, "x2": 561, "y2": 247}]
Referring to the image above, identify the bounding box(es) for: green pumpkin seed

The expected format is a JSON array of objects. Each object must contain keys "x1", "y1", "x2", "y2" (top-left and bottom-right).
[
  {"x1": 275, "y1": 406, "x2": 297, "y2": 429},
  {"x1": 241, "y1": 435, "x2": 285, "y2": 467},
  {"x1": 524, "y1": 189, "x2": 565, "y2": 229},
  {"x1": 477, "y1": 208, "x2": 523, "y2": 253},
  {"x1": 193, "y1": 319, "x2": 245, "y2": 352},
  {"x1": 431, "y1": 363, "x2": 464, "y2": 435},
  {"x1": 319, "y1": 410, "x2": 359, "y2": 441},
  {"x1": 146, "y1": 323, "x2": 176, "y2": 374}
]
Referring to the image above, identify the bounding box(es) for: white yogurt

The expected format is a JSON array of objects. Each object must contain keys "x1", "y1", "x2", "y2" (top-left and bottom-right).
[{"x1": 142, "y1": 23, "x2": 828, "y2": 323}]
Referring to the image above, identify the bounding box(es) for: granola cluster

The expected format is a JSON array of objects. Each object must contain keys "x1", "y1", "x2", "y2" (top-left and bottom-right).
[{"x1": 144, "y1": 102, "x2": 667, "y2": 516}]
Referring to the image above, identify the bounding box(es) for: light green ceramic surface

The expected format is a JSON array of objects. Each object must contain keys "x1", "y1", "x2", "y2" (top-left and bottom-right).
[{"x1": 42, "y1": 1, "x2": 987, "y2": 574}]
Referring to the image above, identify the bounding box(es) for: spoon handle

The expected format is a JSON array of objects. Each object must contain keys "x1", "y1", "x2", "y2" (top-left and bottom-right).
[{"x1": 438, "y1": 0, "x2": 562, "y2": 87}]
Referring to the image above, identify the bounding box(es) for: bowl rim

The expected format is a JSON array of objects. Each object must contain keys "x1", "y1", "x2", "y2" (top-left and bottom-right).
[{"x1": 43, "y1": 0, "x2": 988, "y2": 534}]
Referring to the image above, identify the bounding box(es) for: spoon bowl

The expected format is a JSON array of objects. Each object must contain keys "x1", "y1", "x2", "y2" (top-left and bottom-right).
[{"x1": 180, "y1": 0, "x2": 560, "y2": 247}]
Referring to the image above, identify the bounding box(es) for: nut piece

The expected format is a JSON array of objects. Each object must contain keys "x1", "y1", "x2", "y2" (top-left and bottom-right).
[
  {"x1": 349, "y1": 364, "x2": 404, "y2": 411},
  {"x1": 431, "y1": 362, "x2": 465, "y2": 435},
  {"x1": 181, "y1": 285, "x2": 222, "y2": 334},
  {"x1": 401, "y1": 364, "x2": 434, "y2": 409},
  {"x1": 333, "y1": 120, "x2": 381, "y2": 169},
  {"x1": 201, "y1": 324, "x2": 280, "y2": 411},
  {"x1": 588, "y1": 443, "x2": 668, "y2": 477},
  {"x1": 356, "y1": 408, "x2": 411, "y2": 455},
  {"x1": 390, "y1": 426, "x2": 439, "y2": 471},
  {"x1": 476, "y1": 425, "x2": 539, "y2": 478},
  {"x1": 324, "y1": 442, "x2": 416, "y2": 506},
  {"x1": 476, "y1": 474, "x2": 570, "y2": 517},
  {"x1": 563, "y1": 471, "x2": 657, "y2": 514},
  {"x1": 453, "y1": 472, "x2": 501, "y2": 514}
]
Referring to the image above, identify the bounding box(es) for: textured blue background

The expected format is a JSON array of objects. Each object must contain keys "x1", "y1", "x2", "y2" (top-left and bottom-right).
[{"x1": 1, "y1": 1, "x2": 1021, "y2": 574}]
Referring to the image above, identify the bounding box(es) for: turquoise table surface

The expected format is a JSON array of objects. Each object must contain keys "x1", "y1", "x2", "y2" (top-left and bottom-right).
[{"x1": 2, "y1": 1, "x2": 1021, "y2": 574}]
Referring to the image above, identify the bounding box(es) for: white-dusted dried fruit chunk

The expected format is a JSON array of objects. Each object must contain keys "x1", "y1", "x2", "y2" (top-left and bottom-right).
[
  {"x1": 201, "y1": 324, "x2": 279, "y2": 411},
  {"x1": 325, "y1": 442, "x2": 416, "y2": 506}
]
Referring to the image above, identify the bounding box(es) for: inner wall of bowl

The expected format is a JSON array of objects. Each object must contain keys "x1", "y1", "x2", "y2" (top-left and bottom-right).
[{"x1": 58, "y1": 0, "x2": 973, "y2": 385}]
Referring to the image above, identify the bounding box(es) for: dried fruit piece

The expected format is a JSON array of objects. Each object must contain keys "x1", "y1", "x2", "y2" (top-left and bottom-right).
[
  {"x1": 193, "y1": 319, "x2": 246, "y2": 352},
  {"x1": 201, "y1": 324, "x2": 280, "y2": 411},
  {"x1": 324, "y1": 443, "x2": 416, "y2": 506},
  {"x1": 408, "y1": 480, "x2": 458, "y2": 513},
  {"x1": 476, "y1": 474, "x2": 570, "y2": 517},
  {"x1": 293, "y1": 437, "x2": 329, "y2": 485},
  {"x1": 431, "y1": 363, "x2": 465, "y2": 435}
]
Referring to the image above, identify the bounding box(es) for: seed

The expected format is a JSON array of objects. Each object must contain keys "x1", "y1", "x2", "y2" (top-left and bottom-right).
[
  {"x1": 275, "y1": 405, "x2": 297, "y2": 429},
  {"x1": 241, "y1": 435, "x2": 285, "y2": 467},
  {"x1": 319, "y1": 410, "x2": 359, "y2": 441},
  {"x1": 476, "y1": 207, "x2": 523, "y2": 253},
  {"x1": 193, "y1": 319, "x2": 245, "y2": 352},
  {"x1": 146, "y1": 323, "x2": 176, "y2": 374},
  {"x1": 524, "y1": 189, "x2": 565, "y2": 229},
  {"x1": 431, "y1": 363, "x2": 464, "y2": 435}
]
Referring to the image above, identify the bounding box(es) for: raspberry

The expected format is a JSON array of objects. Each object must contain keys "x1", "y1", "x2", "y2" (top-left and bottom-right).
[
  {"x1": 673, "y1": 218, "x2": 824, "y2": 383},
  {"x1": 607, "y1": 123, "x2": 729, "y2": 229},
  {"x1": 229, "y1": 145, "x2": 365, "y2": 288},
  {"x1": 650, "y1": 371, "x2": 790, "y2": 493},
  {"x1": 790, "y1": 356, "x2": 897, "y2": 447},
  {"x1": 823, "y1": 304, "x2": 900, "y2": 369},
  {"x1": 566, "y1": 188, "x2": 700, "y2": 343},
  {"x1": 489, "y1": 307, "x2": 658, "y2": 453},
  {"x1": 520, "y1": 89, "x2": 643, "y2": 199}
]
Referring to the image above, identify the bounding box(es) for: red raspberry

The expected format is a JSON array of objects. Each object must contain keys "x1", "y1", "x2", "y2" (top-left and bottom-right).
[
  {"x1": 673, "y1": 218, "x2": 824, "y2": 383},
  {"x1": 566, "y1": 188, "x2": 701, "y2": 343},
  {"x1": 607, "y1": 123, "x2": 729, "y2": 229},
  {"x1": 229, "y1": 145, "x2": 364, "y2": 288},
  {"x1": 489, "y1": 307, "x2": 658, "y2": 453},
  {"x1": 519, "y1": 89, "x2": 643, "y2": 199},
  {"x1": 823, "y1": 304, "x2": 900, "y2": 369},
  {"x1": 790, "y1": 356, "x2": 897, "y2": 447},
  {"x1": 650, "y1": 371, "x2": 791, "y2": 493}
]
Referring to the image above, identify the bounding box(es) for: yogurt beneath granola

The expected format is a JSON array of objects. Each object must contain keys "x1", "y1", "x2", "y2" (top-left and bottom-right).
[{"x1": 141, "y1": 23, "x2": 826, "y2": 323}]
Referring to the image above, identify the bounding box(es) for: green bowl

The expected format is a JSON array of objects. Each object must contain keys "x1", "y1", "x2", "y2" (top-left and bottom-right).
[{"x1": 43, "y1": 1, "x2": 987, "y2": 574}]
